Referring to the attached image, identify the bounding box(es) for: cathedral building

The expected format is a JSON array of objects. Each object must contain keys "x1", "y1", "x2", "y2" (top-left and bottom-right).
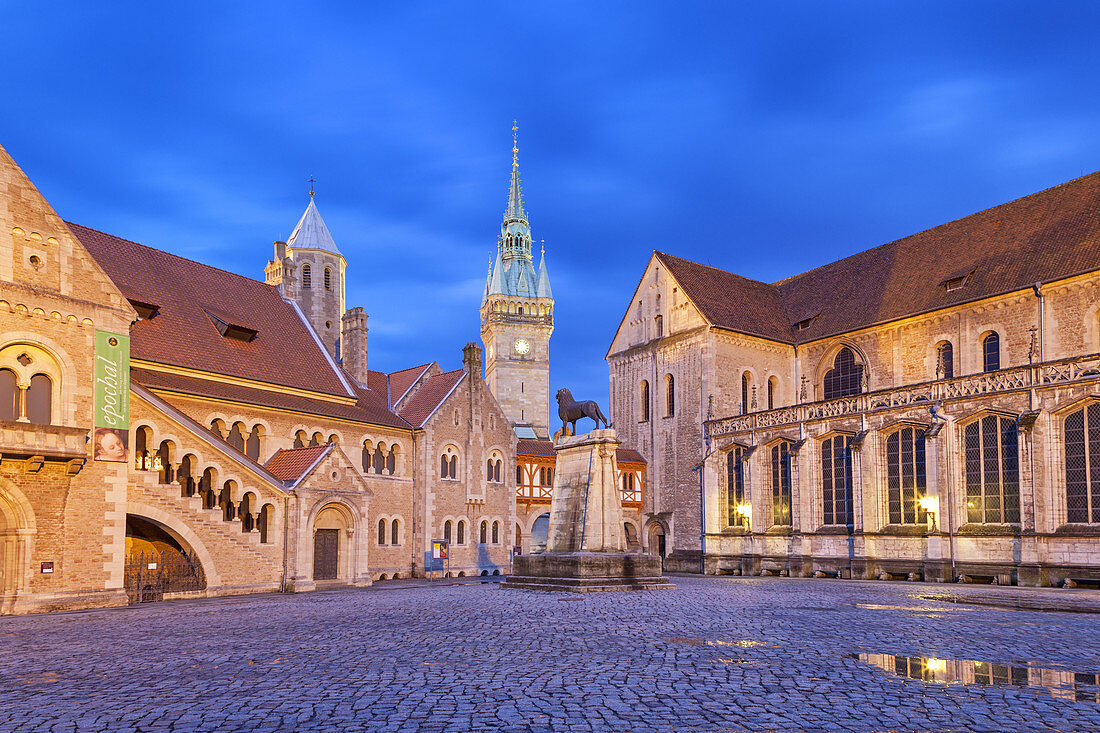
[{"x1": 608, "y1": 172, "x2": 1100, "y2": 584}]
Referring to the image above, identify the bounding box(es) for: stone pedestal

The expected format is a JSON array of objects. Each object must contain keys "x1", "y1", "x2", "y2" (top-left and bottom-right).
[{"x1": 502, "y1": 429, "x2": 674, "y2": 593}]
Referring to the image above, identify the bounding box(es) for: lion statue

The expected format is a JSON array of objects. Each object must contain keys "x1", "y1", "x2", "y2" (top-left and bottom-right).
[{"x1": 556, "y1": 388, "x2": 611, "y2": 436}]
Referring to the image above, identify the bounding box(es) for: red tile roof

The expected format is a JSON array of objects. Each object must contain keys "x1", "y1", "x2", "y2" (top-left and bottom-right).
[
  {"x1": 388, "y1": 363, "x2": 433, "y2": 408},
  {"x1": 398, "y1": 369, "x2": 464, "y2": 427},
  {"x1": 264, "y1": 445, "x2": 331, "y2": 483},
  {"x1": 517, "y1": 437, "x2": 647, "y2": 464},
  {"x1": 132, "y1": 368, "x2": 411, "y2": 429},
  {"x1": 656, "y1": 171, "x2": 1100, "y2": 344},
  {"x1": 70, "y1": 223, "x2": 353, "y2": 397}
]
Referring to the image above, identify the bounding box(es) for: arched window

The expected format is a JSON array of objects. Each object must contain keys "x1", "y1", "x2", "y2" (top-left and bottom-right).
[
  {"x1": 821, "y1": 435, "x2": 854, "y2": 526},
  {"x1": 26, "y1": 374, "x2": 51, "y2": 425},
  {"x1": 886, "y1": 427, "x2": 927, "y2": 525},
  {"x1": 324, "y1": 267, "x2": 332, "y2": 291},
  {"x1": 741, "y1": 372, "x2": 751, "y2": 414},
  {"x1": 378, "y1": 519, "x2": 387, "y2": 545},
  {"x1": 310, "y1": 432, "x2": 323, "y2": 447},
  {"x1": 479, "y1": 520, "x2": 488, "y2": 544},
  {"x1": 964, "y1": 415, "x2": 1019, "y2": 524},
  {"x1": 259, "y1": 504, "x2": 273, "y2": 544},
  {"x1": 655, "y1": 315, "x2": 663, "y2": 338},
  {"x1": 444, "y1": 520, "x2": 453, "y2": 543},
  {"x1": 302, "y1": 264, "x2": 312, "y2": 289},
  {"x1": 178, "y1": 454, "x2": 196, "y2": 497},
  {"x1": 386, "y1": 446, "x2": 396, "y2": 475},
  {"x1": 492, "y1": 521, "x2": 500, "y2": 544},
  {"x1": 294, "y1": 430, "x2": 306, "y2": 449},
  {"x1": 227, "y1": 423, "x2": 245, "y2": 451},
  {"x1": 362, "y1": 443, "x2": 373, "y2": 472},
  {"x1": 246, "y1": 425, "x2": 261, "y2": 461},
  {"x1": 134, "y1": 425, "x2": 152, "y2": 470},
  {"x1": 440, "y1": 453, "x2": 448, "y2": 478},
  {"x1": 726, "y1": 447, "x2": 746, "y2": 527},
  {"x1": 373, "y1": 443, "x2": 386, "y2": 474},
  {"x1": 822, "y1": 348, "x2": 863, "y2": 400},
  {"x1": 494, "y1": 459, "x2": 502, "y2": 482},
  {"x1": 982, "y1": 332, "x2": 1000, "y2": 372},
  {"x1": 391, "y1": 519, "x2": 400, "y2": 545},
  {"x1": 665, "y1": 374, "x2": 675, "y2": 417},
  {"x1": 639, "y1": 380, "x2": 650, "y2": 422},
  {"x1": 1066, "y1": 403, "x2": 1100, "y2": 524},
  {"x1": 456, "y1": 520, "x2": 465, "y2": 545},
  {"x1": 936, "y1": 341, "x2": 954, "y2": 380},
  {"x1": 768, "y1": 377, "x2": 777, "y2": 411},
  {"x1": 516, "y1": 463, "x2": 523, "y2": 484},
  {"x1": 0, "y1": 368, "x2": 16, "y2": 421},
  {"x1": 156, "y1": 440, "x2": 174, "y2": 484},
  {"x1": 771, "y1": 441, "x2": 792, "y2": 527},
  {"x1": 449, "y1": 455, "x2": 458, "y2": 479}
]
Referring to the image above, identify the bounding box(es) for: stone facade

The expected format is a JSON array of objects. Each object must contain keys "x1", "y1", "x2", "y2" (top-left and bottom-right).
[{"x1": 609, "y1": 173, "x2": 1100, "y2": 584}]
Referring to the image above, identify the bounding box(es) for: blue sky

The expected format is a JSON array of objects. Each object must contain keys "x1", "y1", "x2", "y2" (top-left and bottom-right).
[{"x1": 5, "y1": 3, "x2": 1100, "y2": 419}]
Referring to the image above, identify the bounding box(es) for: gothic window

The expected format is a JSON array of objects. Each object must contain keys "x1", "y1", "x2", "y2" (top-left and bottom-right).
[
  {"x1": 492, "y1": 521, "x2": 500, "y2": 544},
  {"x1": 302, "y1": 265, "x2": 312, "y2": 289},
  {"x1": 639, "y1": 381, "x2": 650, "y2": 422},
  {"x1": 391, "y1": 519, "x2": 400, "y2": 545},
  {"x1": 665, "y1": 374, "x2": 675, "y2": 417},
  {"x1": 1065, "y1": 404, "x2": 1100, "y2": 524},
  {"x1": 444, "y1": 520, "x2": 453, "y2": 543},
  {"x1": 964, "y1": 415, "x2": 1020, "y2": 524},
  {"x1": 456, "y1": 520, "x2": 465, "y2": 545},
  {"x1": 480, "y1": 520, "x2": 488, "y2": 544},
  {"x1": 246, "y1": 425, "x2": 261, "y2": 461},
  {"x1": 936, "y1": 341, "x2": 954, "y2": 379},
  {"x1": 982, "y1": 333, "x2": 1000, "y2": 372},
  {"x1": 0, "y1": 369, "x2": 16, "y2": 421},
  {"x1": 726, "y1": 447, "x2": 746, "y2": 527},
  {"x1": 741, "y1": 372, "x2": 751, "y2": 414},
  {"x1": 26, "y1": 374, "x2": 51, "y2": 425},
  {"x1": 449, "y1": 455, "x2": 458, "y2": 478},
  {"x1": 822, "y1": 348, "x2": 863, "y2": 400},
  {"x1": 487, "y1": 459, "x2": 494, "y2": 481},
  {"x1": 821, "y1": 435, "x2": 854, "y2": 526},
  {"x1": 886, "y1": 427, "x2": 927, "y2": 525},
  {"x1": 655, "y1": 315, "x2": 663, "y2": 338},
  {"x1": 324, "y1": 267, "x2": 332, "y2": 291},
  {"x1": 487, "y1": 458, "x2": 503, "y2": 482},
  {"x1": 378, "y1": 519, "x2": 387, "y2": 545},
  {"x1": 771, "y1": 441, "x2": 793, "y2": 527},
  {"x1": 441, "y1": 449, "x2": 458, "y2": 479},
  {"x1": 768, "y1": 377, "x2": 777, "y2": 410}
]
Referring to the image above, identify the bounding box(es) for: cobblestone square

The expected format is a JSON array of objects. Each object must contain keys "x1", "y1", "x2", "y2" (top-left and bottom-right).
[{"x1": 3, "y1": 576, "x2": 1100, "y2": 732}]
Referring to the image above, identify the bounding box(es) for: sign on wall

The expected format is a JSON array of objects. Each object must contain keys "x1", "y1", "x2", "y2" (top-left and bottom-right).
[{"x1": 93, "y1": 330, "x2": 130, "y2": 462}]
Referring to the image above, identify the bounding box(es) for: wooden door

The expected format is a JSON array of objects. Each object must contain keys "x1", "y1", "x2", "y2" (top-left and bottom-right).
[{"x1": 313, "y1": 529, "x2": 339, "y2": 580}]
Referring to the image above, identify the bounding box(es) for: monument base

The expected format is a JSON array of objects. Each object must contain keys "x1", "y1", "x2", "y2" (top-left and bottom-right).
[{"x1": 501, "y1": 552, "x2": 675, "y2": 593}]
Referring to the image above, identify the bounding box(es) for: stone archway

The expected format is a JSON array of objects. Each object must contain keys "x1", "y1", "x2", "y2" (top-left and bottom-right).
[
  {"x1": 647, "y1": 522, "x2": 667, "y2": 558},
  {"x1": 0, "y1": 481, "x2": 36, "y2": 614},
  {"x1": 312, "y1": 503, "x2": 356, "y2": 582},
  {"x1": 124, "y1": 514, "x2": 206, "y2": 604},
  {"x1": 530, "y1": 513, "x2": 550, "y2": 554}
]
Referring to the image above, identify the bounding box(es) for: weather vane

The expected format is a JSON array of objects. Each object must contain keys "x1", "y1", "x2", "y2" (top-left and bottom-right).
[
  {"x1": 512, "y1": 120, "x2": 519, "y2": 168},
  {"x1": 308, "y1": 175, "x2": 316, "y2": 198}
]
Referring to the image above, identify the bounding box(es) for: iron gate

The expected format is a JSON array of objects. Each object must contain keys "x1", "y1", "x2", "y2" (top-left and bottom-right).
[{"x1": 124, "y1": 550, "x2": 206, "y2": 604}]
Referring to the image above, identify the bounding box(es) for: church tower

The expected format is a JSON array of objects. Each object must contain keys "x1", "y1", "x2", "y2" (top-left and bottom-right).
[
  {"x1": 480, "y1": 123, "x2": 554, "y2": 438},
  {"x1": 265, "y1": 187, "x2": 347, "y2": 359}
]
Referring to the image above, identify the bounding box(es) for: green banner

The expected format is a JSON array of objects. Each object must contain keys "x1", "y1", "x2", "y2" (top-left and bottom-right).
[{"x1": 93, "y1": 331, "x2": 130, "y2": 462}]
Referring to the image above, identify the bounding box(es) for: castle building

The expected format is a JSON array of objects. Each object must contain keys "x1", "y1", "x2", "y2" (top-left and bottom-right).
[{"x1": 608, "y1": 173, "x2": 1100, "y2": 583}]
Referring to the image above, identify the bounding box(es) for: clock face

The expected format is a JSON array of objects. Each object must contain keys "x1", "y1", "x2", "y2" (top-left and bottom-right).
[{"x1": 513, "y1": 338, "x2": 532, "y2": 355}]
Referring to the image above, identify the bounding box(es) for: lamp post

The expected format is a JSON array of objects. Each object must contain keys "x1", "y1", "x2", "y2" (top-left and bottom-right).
[{"x1": 918, "y1": 496, "x2": 939, "y2": 533}]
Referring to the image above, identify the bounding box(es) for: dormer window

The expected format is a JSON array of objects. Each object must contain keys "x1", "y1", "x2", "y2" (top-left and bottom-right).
[
  {"x1": 128, "y1": 299, "x2": 160, "y2": 320},
  {"x1": 207, "y1": 311, "x2": 258, "y2": 343},
  {"x1": 940, "y1": 269, "x2": 974, "y2": 292},
  {"x1": 794, "y1": 314, "x2": 819, "y2": 331}
]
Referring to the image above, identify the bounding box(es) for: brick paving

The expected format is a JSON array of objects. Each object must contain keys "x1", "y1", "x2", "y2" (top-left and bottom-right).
[{"x1": 2, "y1": 576, "x2": 1100, "y2": 732}]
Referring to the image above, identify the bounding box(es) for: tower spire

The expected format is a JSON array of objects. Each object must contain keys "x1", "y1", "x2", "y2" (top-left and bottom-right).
[{"x1": 506, "y1": 120, "x2": 526, "y2": 222}]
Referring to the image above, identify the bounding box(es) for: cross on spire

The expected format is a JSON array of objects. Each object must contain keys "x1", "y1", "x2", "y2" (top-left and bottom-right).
[
  {"x1": 308, "y1": 175, "x2": 316, "y2": 198},
  {"x1": 512, "y1": 120, "x2": 519, "y2": 168}
]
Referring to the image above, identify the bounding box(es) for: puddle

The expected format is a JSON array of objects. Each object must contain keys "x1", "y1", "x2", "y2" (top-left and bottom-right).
[
  {"x1": 855, "y1": 603, "x2": 967, "y2": 613},
  {"x1": 860, "y1": 653, "x2": 1100, "y2": 703},
  {"x1": 667, "y1": 637, "x2": 770, "y2": 649}
]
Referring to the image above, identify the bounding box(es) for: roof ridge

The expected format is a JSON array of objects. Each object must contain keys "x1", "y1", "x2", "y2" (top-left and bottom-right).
[
  {"x1": 655, "y1": 251, "x2": 777, "y2": 289},
  {"x1": 772, "y1": 169, "x2": 1100, "y2": 287},
  {"x1": 66, "y1": 221, "x2": 278, "y2": 293}
]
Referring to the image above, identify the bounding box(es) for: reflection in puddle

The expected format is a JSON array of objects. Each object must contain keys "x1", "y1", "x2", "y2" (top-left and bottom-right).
[
  {"x1": 667, "y1": 638, "x2": 769, "y2": 649},
  {"x1": 856, "y1": 603, "x2": 966, "y2": 613},
  {"x1": 860, "y1": 653, "x2": 1100, "y2": 703}
]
